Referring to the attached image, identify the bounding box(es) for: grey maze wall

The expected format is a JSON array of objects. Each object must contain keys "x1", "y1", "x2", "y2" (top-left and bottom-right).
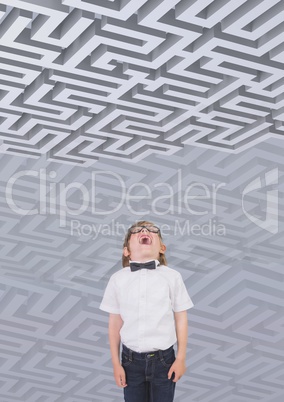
[{"x1": 0, "y1": 1, "x2": 284, "y2": 402}]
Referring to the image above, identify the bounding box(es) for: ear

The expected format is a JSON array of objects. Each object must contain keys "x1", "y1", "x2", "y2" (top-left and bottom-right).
[
  {"x1": 123, "y1": 246, "x2": 130, "y2": 257},
  {"x1": 159, "y1": 244, "x2": 166, "y2": 254}
]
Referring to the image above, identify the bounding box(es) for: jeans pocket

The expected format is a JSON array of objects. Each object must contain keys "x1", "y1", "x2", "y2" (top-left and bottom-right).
[
  {"x1": 160, "y1": 349, "x2": 175, "y2": 368},
  {"x1": 121, "y1": 352, "x2": 133, "y2": 367}
]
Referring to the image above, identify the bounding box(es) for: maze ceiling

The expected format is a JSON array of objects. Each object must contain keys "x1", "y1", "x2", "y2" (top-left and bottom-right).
[
  {"x1": 0, "y1": 0, "x2": 284, "y2": 164},
  {"x1": 0, "y1": 1, "x2": 284, "y2": 402}
]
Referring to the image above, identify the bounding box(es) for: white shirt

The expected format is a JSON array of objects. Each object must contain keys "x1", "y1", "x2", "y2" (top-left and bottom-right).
[{"x1": 99, "y1": 261, "x2": 194, "y2": 352}]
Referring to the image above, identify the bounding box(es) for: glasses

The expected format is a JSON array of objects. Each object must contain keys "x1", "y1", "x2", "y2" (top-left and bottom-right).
[{"x1": 129, "y1": 225, "x2": 160, "y2": 234}]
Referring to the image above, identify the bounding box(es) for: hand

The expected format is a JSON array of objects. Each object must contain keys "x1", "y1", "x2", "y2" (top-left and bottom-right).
[
  {"x1": 113, "y1": 364, "x2": 127, "y2": 387},
  {"x1": 168, "y1": 358, "x2": 186, "y2": 383}
]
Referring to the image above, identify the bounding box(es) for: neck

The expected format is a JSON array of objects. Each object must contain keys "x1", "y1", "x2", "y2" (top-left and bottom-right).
[{"x1": 130, "y1": 257, "x2": 156, "y2": 263}]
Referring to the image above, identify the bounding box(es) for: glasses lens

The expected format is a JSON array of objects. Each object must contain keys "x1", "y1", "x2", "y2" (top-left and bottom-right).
[
  {"x1": 129, "y1": 225, "x2": 159, "y2": 234},
  {"x1": 129, "y1": 226, "x2": 142, "y2": 234},
  {"x1": 146, "y1": 226, "x2": 159, "y2": 233}
]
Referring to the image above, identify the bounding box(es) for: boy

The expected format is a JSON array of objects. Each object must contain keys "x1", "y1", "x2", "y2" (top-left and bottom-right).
[{"x1": 99, "y1": 221, "x2": 194, "y2": 402}]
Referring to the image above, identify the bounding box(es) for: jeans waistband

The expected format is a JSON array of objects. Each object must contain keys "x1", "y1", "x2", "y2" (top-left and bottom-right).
[{"x1": 122, "y1": 344, "x2": 173, "y2": 360}]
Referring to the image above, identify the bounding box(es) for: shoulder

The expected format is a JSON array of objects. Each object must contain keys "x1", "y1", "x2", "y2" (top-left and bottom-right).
[
  {"x1": 108, "y1": 267, "x2": 131, "y2": 282},
  {"x1": 158, "y1": 265, "x2": 182, "y2": 279}
]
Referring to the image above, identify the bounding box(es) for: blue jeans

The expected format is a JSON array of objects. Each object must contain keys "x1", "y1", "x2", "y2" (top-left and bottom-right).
[{"x1": 121, "y1": 344, "x2": 176, "y2": 402}]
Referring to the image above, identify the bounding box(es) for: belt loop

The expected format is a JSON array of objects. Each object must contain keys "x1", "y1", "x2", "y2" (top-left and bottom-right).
[
  {"x1": 158, "y1": 349, "x2": 163, "y2": 361},
  {"x1": 129, "y1": 349, "x2": 133, "y2": 362}
]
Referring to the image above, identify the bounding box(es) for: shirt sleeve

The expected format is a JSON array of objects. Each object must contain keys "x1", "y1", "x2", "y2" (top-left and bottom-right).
[
  {"x1": 99, "y1": 275, "x2": 120, "y2": 314},
  {"x1": 172, "y1": 273, "x2": 194, "y2": 312}
]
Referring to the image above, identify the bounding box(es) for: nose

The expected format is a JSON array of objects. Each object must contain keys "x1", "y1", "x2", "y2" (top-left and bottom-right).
[{"x1": 141, "y1": 227, "x2": 149, "y2": 233}]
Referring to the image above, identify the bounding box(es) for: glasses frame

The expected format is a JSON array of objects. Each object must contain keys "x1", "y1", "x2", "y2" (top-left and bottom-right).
[{"x1": 128, "y1": 225, "x2": 160, "y2": 234}]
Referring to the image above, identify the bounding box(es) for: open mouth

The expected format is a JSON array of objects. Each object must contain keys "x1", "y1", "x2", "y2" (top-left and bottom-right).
[{"x1": 139, "y1": 235, "x2": 152, "y2": 245}]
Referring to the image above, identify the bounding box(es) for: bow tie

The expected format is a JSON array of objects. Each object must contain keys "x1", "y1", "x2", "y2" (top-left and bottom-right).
[{"x1": 130, "y1": 260, "x2": 157, "y2": 272}]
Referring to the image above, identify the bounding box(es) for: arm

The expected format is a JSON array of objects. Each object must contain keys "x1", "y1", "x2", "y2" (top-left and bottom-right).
[
  {"x1": 109, "y1": 313, "x2": 127, "y2": 387},
  {"x1": 175, "y1": 310, "x2": 188, "y2": 361},
  {"x1": 168, "y1": 310, "x2": 188, "y2": 382}
]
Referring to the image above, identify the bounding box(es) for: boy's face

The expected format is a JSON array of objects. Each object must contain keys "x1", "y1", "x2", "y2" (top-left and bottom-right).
[{"x1": 123, "y1": 225, "x2": 166, "y2": 263}]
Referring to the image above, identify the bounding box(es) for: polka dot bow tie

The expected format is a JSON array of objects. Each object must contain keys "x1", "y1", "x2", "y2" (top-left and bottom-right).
[{"x1": 130, "y1": 260, "x2": 156, "y2": 272}]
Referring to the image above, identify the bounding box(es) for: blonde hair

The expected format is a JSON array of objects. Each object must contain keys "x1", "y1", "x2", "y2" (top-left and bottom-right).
[{"x1": 122, "y1": 220, "x2": 167, "y2": 267}]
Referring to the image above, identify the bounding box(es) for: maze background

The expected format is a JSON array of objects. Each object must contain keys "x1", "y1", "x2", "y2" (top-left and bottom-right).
[{"x1": 0, "y1": 1, "x2": 284, "y2": 401}]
